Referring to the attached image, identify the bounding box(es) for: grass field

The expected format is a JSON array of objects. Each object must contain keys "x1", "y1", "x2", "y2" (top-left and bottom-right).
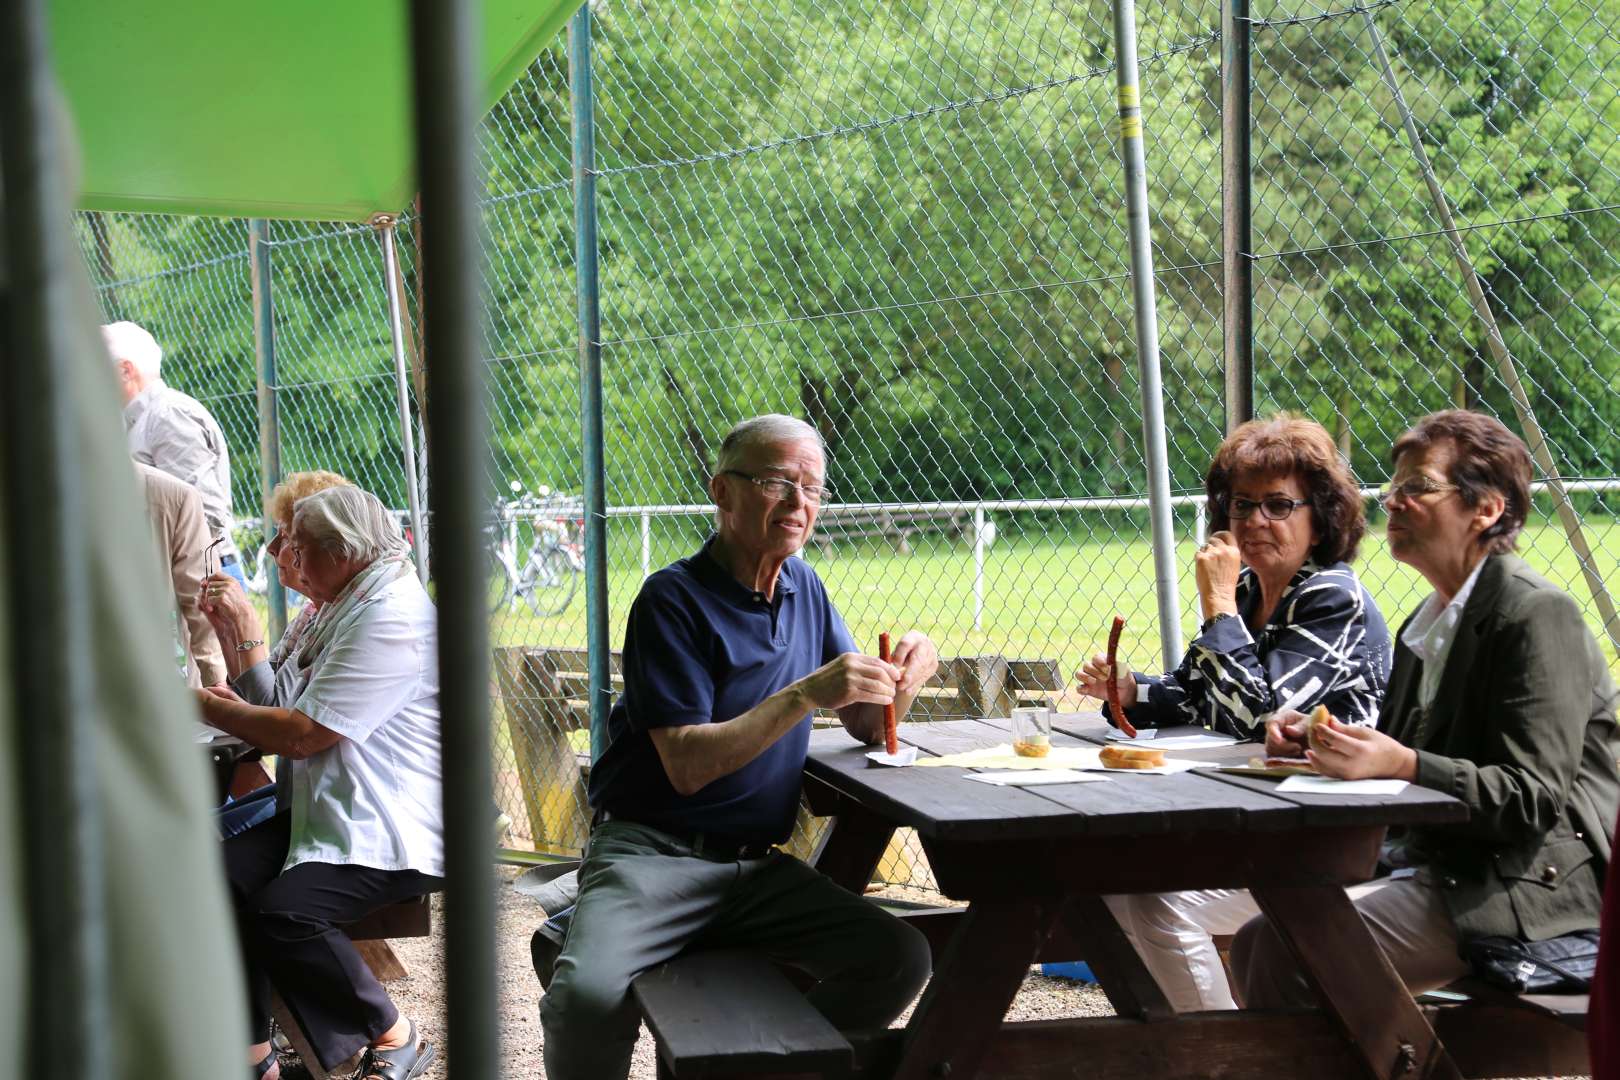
[{"x1": 490, "y1": 516, "x2": 1620, "y2": 678}]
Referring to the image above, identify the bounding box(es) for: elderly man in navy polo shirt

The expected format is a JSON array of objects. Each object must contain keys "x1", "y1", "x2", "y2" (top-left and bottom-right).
[{"x1": 539, "y1": 414, "x2": 938, "y2": 1080}]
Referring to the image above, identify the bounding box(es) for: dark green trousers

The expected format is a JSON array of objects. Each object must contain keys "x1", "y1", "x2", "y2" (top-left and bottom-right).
[{"x1": 539, "y1": 819, "x2": 932, "y2": 1080}]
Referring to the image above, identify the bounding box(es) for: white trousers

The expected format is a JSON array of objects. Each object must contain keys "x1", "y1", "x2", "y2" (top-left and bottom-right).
[{"x1": 1104, "y1": 889, "x2": 1259, "y2": 1012}]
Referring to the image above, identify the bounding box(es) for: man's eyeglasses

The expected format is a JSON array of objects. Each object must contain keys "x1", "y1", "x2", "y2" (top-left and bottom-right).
[
  {"x1": 723, "y1": 470, "x2": 832, "y2": 504},
  {"x1": 1222, "y1": 495, "x2": 1309, "y2": 522},
  {"x1": 1377, "y1": 476, "x2": 1458, "y2": 507}
]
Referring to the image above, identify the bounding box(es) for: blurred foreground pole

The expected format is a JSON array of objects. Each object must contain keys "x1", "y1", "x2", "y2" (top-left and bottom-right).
[
  {"x1": 0, "y1": 0, "x2": 108, "y2": 1073},
  {"x1": 1364, "y1": 10, "x2": 1620, "y2": 655},
  {"x1": 1109, "y1": 0, "x2": 1184, "y2": 669},
  {"x1": 407, "y1": 1, "x2": 496, "y2": 1078},
  {"x1": 249, "y1": 218, "x2": 288, "y2": 638},
  {"x1": 1221, "y1": 0, "x2": 1254, "y2": 433},
  {"x1": 570, "y1": 2, "x2": 612, "y2": 760}
]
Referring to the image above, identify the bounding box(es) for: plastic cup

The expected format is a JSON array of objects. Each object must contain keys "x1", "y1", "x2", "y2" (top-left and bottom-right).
[{"x1": 1012, "y1": 704, "x2": 1053, "y2": 758}]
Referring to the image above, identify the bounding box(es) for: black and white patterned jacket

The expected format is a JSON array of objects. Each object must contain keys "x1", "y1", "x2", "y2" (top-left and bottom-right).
[{"x1": 1111, "y1": 561, "x2": 1392, "y2": 741}]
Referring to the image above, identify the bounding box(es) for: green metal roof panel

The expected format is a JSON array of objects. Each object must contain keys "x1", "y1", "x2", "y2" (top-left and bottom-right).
[{"x1": 51, "y1": 0, "x2": 578, "y2": 221}]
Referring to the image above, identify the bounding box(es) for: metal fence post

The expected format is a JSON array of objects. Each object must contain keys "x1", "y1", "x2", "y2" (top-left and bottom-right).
[
  {"x1": 640, "y1": 510, "x2": 651, "y2": 579},
  {"x1": 1363, "y1": 10, "x2": 1620, "y2": 656},
  {"x1": 973, "y1": 505, "x2": 985, "y2": 632},
  {"x1": 248, "y1": 219, "x2": 287, "y2": 639},
  {"x1": 1221, "y1": 0, "x2": 1254, "y2": 433},
  {"x1": 1110, "y1": 0, "x2": 1184, "y2": 670},
  {"x1": 570, "y1": 3, "x2": 612, "y2": 761},
  {"x1": 407, "y1": 0, "x2": 496, "y2": 1075},
  {"x1": 376, "y1": 214, "x2": 431, "y2": 583}
]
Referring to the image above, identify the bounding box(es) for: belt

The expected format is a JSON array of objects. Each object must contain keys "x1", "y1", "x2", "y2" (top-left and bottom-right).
[{"x1": 595, "y1": 809, "x2": 775, "y2": 862}]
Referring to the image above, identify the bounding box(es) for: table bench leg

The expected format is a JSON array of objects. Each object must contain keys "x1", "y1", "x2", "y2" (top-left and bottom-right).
[
  {"x1": 809, "y1": 798, "x2": 895, "y2": 896},
  {"x1": 1250, "y1": 885, "x2": 1462, "y2": 1080},
  {"x1": 1058, "y1": 895, "x2": 1174, "y2": 1021},
  {"x1": 888, "y1": 897, "x2": 1061, "y2": 1080}
]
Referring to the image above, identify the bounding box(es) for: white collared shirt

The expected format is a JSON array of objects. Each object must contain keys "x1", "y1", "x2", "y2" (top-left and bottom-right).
[
  {"x1": 285, "y1": 574, "x2": 444, "y2": 877},
  {"x1": 1401, "y1": 556, "x2": 1488, "y2": 708}
]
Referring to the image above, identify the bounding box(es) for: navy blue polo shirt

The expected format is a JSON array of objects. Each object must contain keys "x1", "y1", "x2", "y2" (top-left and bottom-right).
[{"x1": 587, "y1": 539, "x2": 857, "y2": 844}]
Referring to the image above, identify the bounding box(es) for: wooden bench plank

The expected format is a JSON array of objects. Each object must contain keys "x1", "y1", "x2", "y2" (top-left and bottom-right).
[
  {"x1": 632, "y1": 951, "x2": 854, "y2": 1077},
  {"x1": 811, "y1": 507, "x2": 967, "y2": 556},
  {"x1": 1429, "y1": 1002, "x2": 1592, "y2": 1075},
  {"x1": 1438, "y1": 978, "x2": 1589, "y2": 1026}
]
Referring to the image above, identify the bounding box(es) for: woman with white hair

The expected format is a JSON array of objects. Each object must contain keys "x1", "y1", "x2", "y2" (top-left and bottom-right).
[
  {"x1": 196, "y1": 486, "x2": 441, "y2": 1080},
  {"x1": 200, "y1": 469, "x2": 351, "y2": 838}
]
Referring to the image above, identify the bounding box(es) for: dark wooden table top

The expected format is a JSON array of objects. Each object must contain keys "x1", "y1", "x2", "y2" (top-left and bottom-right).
[{"x1": 804, "y1": 713, "x2": 1466, "y2": 843}]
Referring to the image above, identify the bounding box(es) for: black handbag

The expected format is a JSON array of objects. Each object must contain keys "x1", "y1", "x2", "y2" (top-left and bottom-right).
[{"x1": 1462, "y1": 929, "x2": 1601, "y2": 993}]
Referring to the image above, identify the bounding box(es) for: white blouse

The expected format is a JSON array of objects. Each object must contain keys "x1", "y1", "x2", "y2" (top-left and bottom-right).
[{"x1": 284, "y1": 574, "x2": 443, "y2": 878}]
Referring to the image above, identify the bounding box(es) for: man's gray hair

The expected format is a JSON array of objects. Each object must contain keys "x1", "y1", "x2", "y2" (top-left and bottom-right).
[
  {"x1": 101, "y1": 321, "x2": 163, "y2": 379},
  {"x1": 714, "y1": 414, "x2": 825, "y2": 476},
  {"x1": 292, "y1": 486, "x2": 408, "y2": 564}
]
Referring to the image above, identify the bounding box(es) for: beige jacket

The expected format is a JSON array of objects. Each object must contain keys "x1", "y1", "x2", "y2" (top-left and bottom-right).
[{"x1": 134, "y1": 461, "x2": 226, "y2": 686}]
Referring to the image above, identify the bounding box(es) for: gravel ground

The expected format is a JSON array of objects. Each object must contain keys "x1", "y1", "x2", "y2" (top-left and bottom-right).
[{"x1": 270, "y1": 866, "x2": 1113, "y2": 1079}]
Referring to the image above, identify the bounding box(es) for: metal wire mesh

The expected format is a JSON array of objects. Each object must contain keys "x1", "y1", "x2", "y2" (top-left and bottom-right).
[{"x1": 75, "y1": 0, "x2": 1620, "y2": 887}]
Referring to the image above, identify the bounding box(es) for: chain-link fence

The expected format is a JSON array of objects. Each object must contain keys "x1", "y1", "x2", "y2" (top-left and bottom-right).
[{"x1": 77, "y1": 0, "x2": 1620, "y2": 887}]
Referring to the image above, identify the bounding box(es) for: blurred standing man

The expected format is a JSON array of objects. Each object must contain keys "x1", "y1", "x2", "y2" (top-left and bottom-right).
[
  {"x1": 134, "y1": 461, "x2": 227, "y2": 689},
  {"x1": 103, "y1": 320, "x2": 245, "y2": 587}
]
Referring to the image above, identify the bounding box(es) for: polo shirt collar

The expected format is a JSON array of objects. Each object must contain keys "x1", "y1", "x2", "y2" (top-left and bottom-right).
[{"x1": 692, "y1": 535, "x2": 797, "y2": 607}]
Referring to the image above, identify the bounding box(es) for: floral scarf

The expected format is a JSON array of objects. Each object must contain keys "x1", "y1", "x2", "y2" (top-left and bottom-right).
[{"x1": 294, "y1": 551, "x2": 414, "y2": 672}]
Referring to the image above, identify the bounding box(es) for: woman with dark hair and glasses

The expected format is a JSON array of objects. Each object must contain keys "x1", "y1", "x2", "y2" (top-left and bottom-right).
[
  {"x1": 1078, "y1": 415, "x2": 1393, "y2": 1013},
  {"x1": 1078, "y1": 414, "x2": 1391, "y2": 741}
]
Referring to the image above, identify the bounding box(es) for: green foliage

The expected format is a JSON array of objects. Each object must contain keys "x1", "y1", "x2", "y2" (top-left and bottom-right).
[{"x1": 79, "y1": 0, "x2": 1620, "y2": 519}]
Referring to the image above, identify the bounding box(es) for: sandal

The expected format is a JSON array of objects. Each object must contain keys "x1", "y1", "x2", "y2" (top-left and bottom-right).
[
  {"x1": 251, "y1": 1049, "x2": 278, "y2": 1080},
  {"x1": 356, "y1": 1020, "x2": 436, "y2": 1080}
]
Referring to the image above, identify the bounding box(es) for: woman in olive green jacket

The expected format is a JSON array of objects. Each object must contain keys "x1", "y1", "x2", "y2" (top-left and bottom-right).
[{"x1": 1233, "y1": 410, "x2": 1619, "y2": 1005}]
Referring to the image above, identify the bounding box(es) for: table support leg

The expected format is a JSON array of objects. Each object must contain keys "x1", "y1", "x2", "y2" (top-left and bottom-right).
[
  {"x1": 1059, "y1": 895, "x2": 1174, "y2": 1021},
  {"x1": 890, "y1": 897, "x2": 1061, "y2": 1080},
  {"x1": 809, "y1": 798, "x2": 896, "y2": 896},
  {"x1": 1250, "y1": 885, "x2": 1461, "y2": 1080}
]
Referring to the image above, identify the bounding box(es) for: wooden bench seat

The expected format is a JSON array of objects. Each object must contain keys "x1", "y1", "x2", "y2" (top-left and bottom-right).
[
  {"x1": 632, "y1": 950, "x2": 854, "y2": 1078},
  {"x1": 1422, "y1": 980, "x2": 1591, "y2": 1077},
  {"x1": 810, "y1": 505, "x2": 968, "y2": 556},
  {"x1": 1432, "y1": 977, "x2": 1589, "y2": 1029}
]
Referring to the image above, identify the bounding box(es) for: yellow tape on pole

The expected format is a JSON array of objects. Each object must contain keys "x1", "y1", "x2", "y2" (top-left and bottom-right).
[{"x1": 1118, "y1": 83, "x2": 1142, "y2": 139}]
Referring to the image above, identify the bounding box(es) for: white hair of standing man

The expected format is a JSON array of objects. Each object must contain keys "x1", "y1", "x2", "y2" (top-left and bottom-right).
[
  {"x1": 101, "y1": 321, "x2": 164, "y2": 379},
  {"x1": 714, "y1": 414, "x2": 826, "y2": 476},
  {"x1": 292, "y1": 486, "x2": 408, "y2": 565}
]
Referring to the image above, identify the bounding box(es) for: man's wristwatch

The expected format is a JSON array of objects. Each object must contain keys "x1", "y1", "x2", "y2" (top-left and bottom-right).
[{"x1": 235, "y1": 639, "x2": 266, "y2": 653}]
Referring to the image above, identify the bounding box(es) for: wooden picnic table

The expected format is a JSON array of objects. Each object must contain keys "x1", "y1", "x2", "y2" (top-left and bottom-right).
[{"x1": 803, "y1": 713, "x2": 1472, "y2": 1080}]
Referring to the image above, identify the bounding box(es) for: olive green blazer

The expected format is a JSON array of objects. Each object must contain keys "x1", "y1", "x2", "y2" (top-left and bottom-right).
[{"x1": 1382, "y1": 553, "x2": 1620, "y2": 941}]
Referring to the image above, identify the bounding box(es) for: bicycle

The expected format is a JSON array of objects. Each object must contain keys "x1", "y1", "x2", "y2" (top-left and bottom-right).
[
  {"x1": 487, "y1": 485, "x2": 585, "y2": 617},
  {"x1": 232, "y1": 520, "x2": 272, "y2": 595}
]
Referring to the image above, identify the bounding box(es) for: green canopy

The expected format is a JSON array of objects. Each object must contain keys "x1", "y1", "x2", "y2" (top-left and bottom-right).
[{"x1": 50, "y1": 0, "x2": 578, "y2": 221}]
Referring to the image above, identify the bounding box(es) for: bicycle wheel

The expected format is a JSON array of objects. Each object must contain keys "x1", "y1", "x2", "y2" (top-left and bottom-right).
[{"x1": 522, "y1": 546, "x2": 579, "y2": 616}]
